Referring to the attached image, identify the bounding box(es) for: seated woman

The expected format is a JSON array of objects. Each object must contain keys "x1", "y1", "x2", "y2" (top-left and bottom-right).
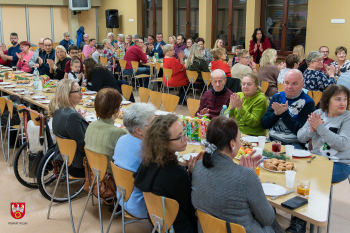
[
  {"x1": 113, "y1": 103, "x2": 156, "y2": 218},
  {"x1": 330, "y1": 46, "x2": 350, "y2": 79},
  {"x1": 124, "y1": 34, "x2": 134, "y2": 51},
  {"x1": 101, "y1": 39, "x2": 119, "y2": 72},
  {"x1": 133, "y1": 114, "x2": 202, "y2": 233},
  {"x1": 185, "y1": 43, "x2": 210, "y2": 90},
  {"x1": 225, "y1": 73, "x2": 268, "y2": 136},
  {"x1": 49, "y1": 45, "x2": 71, "y2": 80},
  {"x1": 210, "y1": 48, "x2": 232, "y2": 78},
  {"x1": 258, "y1": 48, "x2": 279, "y2": 97},
  {"x1": 213, "y1": 39, "x2": 229, "y2": 62},
  {"x1": 303, "y1": 51, "x2": 336, "y2": 92},
  {"x1": 277, "y1": 54, "x2": 299, "y2": 84},
  {"x1": 184, "y1": 38, "x2": 194, "y2": 58},
  {"x1": 85, "y1": 88, "x2": 127, "y2": 174},
  {"x1": 192, "y1": 117, "x2": 285, "y2": 233},
  {"x1": 59, "y1": 32, "x2": 75, "y2": 52},
  {"x1": 16, "y1": 41, "x2": 34, "y2": 72},
  {"x1": 49, "y1": 79, "x2": 88, "y2": 178},
  {"x1": 83, "y1": 58, "x2": 135, "y2": 102},
  {"x1": 293, "y1": 45, "x2": 307, "y2": 73},
  {"x1": 162, "y1": 44, "x2": 189, "y2": 101}
]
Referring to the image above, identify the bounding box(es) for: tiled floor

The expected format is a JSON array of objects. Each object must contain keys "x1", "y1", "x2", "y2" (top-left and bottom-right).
[{"x1": 0, "y1": 92, "x2": 349, "y2": 232}]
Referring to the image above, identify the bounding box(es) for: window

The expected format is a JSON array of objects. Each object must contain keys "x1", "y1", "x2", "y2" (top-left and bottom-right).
[
  {"x1": 174, "y1": 0, "x2": 199, "y2": 40},
  {"x1": 142, "y1": 0, "x2": 162, "y2": 39},
  {"x1": 261, "y1": 0, "x2": 308, "y2": 55},
  {"x1": 212, "y1": 0, "x2": 247, "y2": 50}
]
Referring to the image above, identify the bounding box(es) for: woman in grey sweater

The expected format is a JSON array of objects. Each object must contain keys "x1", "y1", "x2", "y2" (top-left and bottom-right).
[
  {"x1": 192, "y1": 117, "x2": 285, "y2": 233},
  {"x1": 298, "y1": 84, "x2": 350, "y2": 183}
]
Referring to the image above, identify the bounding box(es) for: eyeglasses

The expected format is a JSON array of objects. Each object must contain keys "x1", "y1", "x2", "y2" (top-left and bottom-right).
[
  {"x1": 169, "y1": 133, "x2": 188, "y2": 143},
  {"x1": 44, "y1": 44, "x2": 52, "y2": 47},
  {"x1": 321, "y1": 51, "x2": 329, "y2": 53},
  {"x1": 313, "y1": 59, "x2": 323, "y2": 63},
  {"x1": 70, "y1": 51, "x2": 79, "y2": 55},
  {"x1": 243, "y1": 56, "x2": 251, "y2": 60},
  {"x1": 70, "y1": 88, "x2": 83, "y2": 94}
]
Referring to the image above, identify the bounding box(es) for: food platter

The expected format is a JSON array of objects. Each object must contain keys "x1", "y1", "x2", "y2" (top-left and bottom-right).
[{"x1": 261, "y1": 158, "x2": 296, "y2": 173}]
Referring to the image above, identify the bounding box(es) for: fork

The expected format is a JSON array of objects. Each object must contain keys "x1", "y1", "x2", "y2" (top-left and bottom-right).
[{"x1": 308, "y1": 156, "x2": 316, "y2": 163}]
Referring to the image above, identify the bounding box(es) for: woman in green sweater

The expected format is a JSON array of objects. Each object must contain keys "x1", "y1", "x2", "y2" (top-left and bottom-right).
[
  {"x1": 225, "y1": 73, "x2": 268, "y2": 136},
  {"x1": 84, "y1": 88, "x2": 128, "y2": 174}
]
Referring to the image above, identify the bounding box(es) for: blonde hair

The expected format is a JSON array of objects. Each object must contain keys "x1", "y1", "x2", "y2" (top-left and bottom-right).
[
  {"x1": 242, "y1": 73, "x2": 262, "y2": 92},
  {"x1": 162, "y1": 44, "x2": 174, "y2": 54},
  {"x1": 102, "y1": 39, "x2": 111, "y2": 45},
  {"x1": 214, "y1": 39, "x2": 224, "y2": 49},
  {"x1": 169, "y1": 35, "x2": 176, "y2": 44},
  {"x1": 259, "y1": 48, "x2": 277, "y2": 67},
  {"x1": 48, "y1": 79, "x2": 78, "y2": 117},
  {"x1": 185, "y1": 44, "x2": 202, "y2": 69},
  {"x1": 210, "y1": 47, "x2": 226, "y2": 61},
  {"x1": 126, "y1": 34, "x2": 132, "y2": 41},
  {"x1": 293, "y1": 45, "x2": 305, "y2": 63},
  {"x1": 237, "y1": 49, "x2": 249, "y2": 58},
  {"x1": 55, "y1": 45, "x2": 68, "y2": 63}
]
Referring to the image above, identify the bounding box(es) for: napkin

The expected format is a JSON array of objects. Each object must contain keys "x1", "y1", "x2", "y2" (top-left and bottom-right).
[{"x1": 281, "y1": 196, "x2": 308, "y2": 210}]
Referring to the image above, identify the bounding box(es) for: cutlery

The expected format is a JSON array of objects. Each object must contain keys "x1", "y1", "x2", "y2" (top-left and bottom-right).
[
  {"x1": 307, "y1": 156, "x2": 316, "y2": 163},
  {"x1": 271, "y1": 190, "x2": 295, "y2": 200},
  {"x1": 191, "y1": 149, "x2": 196, "y2": 153}
]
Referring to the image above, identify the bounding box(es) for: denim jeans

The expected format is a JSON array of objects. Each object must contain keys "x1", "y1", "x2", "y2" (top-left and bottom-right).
[
  {"x1": 124, "y1": 67, "x2": 150, "y2": 88},
  {"x1": 332, "y1": 162, "x2": 350, "y2": 183}
]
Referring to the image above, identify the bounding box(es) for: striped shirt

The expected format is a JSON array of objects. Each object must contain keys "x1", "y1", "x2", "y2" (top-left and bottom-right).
[{"x1": 174, "y1": 43, "x2": 186, "y2": 59}]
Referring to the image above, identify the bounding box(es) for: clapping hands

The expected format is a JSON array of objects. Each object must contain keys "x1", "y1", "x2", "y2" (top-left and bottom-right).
[
  {"x1": 272, "y1": 101, "x2": 289, "y2": 116},
  {"x1": 16, "y1": 52, "x2": 24, "y2": 60},
  {"x1": 188, "y1": 151, "x2": 204, "y2": 173},
  {"x1": 277, "y1": 62, "x2": 286, "y2": 72},
  {"x1": 197, "y1": 108, "x2": 210, "y2": 118},
  {"x1": 308, "y1": 112, "x2": 324, "y2": 132},
  {"x1": 230, "y1": 93, "x2": 243, "y2": 110},
  {"x1": 239, "y1": 150, "x2": 262, "y2": 170}
]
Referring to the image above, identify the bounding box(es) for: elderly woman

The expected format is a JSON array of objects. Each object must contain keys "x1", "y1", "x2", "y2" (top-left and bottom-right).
[
  {"x1": 49, "y1": 79, "x2": 88, "y2": 178},
  {"x1": 195, "y1": 37, "x2": 212, "y2": 65},
  {"x1": 169, "y1": 35, "x2": 176, "y2": 46},
  {"x1": 163, "y1": 44, "x2": 189, "y2": 101},
  {"x1": 125, "y1": 34, "x2": 134, "y2": 51},
  {"x1": 249, "y1": 28, "x2": 271, "y2": 64},
  {"x1": 16, "y1": 41, "x2": 34, "y2": 72},
  {"x1": 107, "y1": 32, "x2": 118, "y2": 48},
  {"x1": 224, "y1": 73, "x2": 268, "y2": 136},
  {"x1": 59, "y1": 32, "x2": 75, "y2": 52},
  {"x1": 133, "y1": 114, "x2": 203, "y2": 233},
  {"x1": 85, "y1": 88, "x2": 128, "y2": 174},
  {"x1": 330, "y1": 46, "x2": 350, "y2": 79},
  {"x1": 185, "y1": 43, "x2": 210, "y2": 90},
  {"x1": 303, "y1": 51, "x2": 336, "y2": 92},
  {"x1": 48, "y1": 45, "x2": 71, "y2": 80},
  {"x1": 210, "y1": 48, "x2": 232, "y2": 77},
  {"x1": 192, "y1": 117, "x2": 284, "y2": 233},
  {"x1": 214, "y1": 38, "x2": 229, "y2": 62},
  {"x1": 101, "y1": 39, "x2": 119, "y2": 72},
  {"x1": 79, "y1": 34, "x2": 89, "y2": 51},
  {"x1": 113, "y1": 103, "x2": 156, "y2": 218},
  {"x1": 293, "y1": 45, "x2": 307, "y2": 73},
  {"x1": 184, "y1": 38, "x2": 194, "y2": 58},
  {"x1": 258, "y1": 48, "x2": 279, "y2": 97}
]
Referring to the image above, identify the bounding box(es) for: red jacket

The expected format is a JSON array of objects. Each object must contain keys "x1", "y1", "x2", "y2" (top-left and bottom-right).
[
  {"x1": 321, "y1": 57, "x2": 334, "y2": 73},
  {"x1": 211, "y1": 60, "x2": 231, "y2": 77},
  {"x1": 163, "y1": 57, "x2": 188, "y2": 87},
  {"x1": 124, "y1": 45, "x2": 147, "y2": 70},
  {"x1": 0, "y1": 50, "x2": 11, "y2": 66},
  {"x1": 249, "y1": 38, "x2": 271, "y2": 63}
]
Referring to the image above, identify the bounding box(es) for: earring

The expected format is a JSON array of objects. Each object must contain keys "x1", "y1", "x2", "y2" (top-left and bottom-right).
[{"x1": 232, "y1": 147, "x2": 235, "y2": 152}]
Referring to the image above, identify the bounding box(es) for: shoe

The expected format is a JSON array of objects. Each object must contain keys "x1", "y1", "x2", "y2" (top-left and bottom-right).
[{"x1": 286, "y1": 216, "x2": 306, "y2": 233}]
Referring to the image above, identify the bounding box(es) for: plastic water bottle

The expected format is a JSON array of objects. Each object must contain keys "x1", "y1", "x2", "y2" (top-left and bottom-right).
[
  {"x1": 33, "y1": 68, "x2": 39, "y2": 91},
  {"x1": 220, "y1": 105, "x2": 227, "y2": 117},
  {"x1": 37, "y1": 76, "x2": 43, "y2": 91}
]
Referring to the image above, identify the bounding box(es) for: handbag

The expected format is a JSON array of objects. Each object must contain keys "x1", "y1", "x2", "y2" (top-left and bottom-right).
[{"x1": 83, "y1": 157, "x2": 116, "y2": 205}]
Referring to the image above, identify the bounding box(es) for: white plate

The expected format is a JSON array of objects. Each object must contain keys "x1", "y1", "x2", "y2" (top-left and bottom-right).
[
  {"x1": 262, "y1": 183, "x2": 287, "y2": 196},
  {"x1": 84, "y1": 91, "x2": 97, "y2": 95},
  {"x1": 19, "y1": 91, "x2": 34, "y2": 95},
  {"x1": 260, "y1": 162, "x2": 296, "y2": 173},
  {"x1": 83, "y1": 103, "x2": 94, "y2": 108},
  {"x1": 14, "y1": 71, "x2": 24, "y2": 74},
  {"x1": 155, "y1": 110, "x2": 171, "y2": 116},
  {"x1": 4, "y1": 85, "x2": 15, "y2": 88},
  {"x1": 25, "y1": 74, "x2": 34, "y2": 77},
  {"x1": 40, "y1": 100, "x2": 51, "y2": 104},
  {"x1": 182, "y1": 153, "x2": 199, "y2": 161},
  {"x1": 85, "y1": 115, "x2": 97, "y2": 122},
  {"x1": 292, "y1": 149, "x2": 311, "y2": 158},
  {"x1": 0, "y1": 82, "x2": 12, "y2": 85},
  {"x1": 121, "y1": 100, "x2": 131, "y2": 105},
  {"x1": 241, "y1": 136, "x2": 259, "y2": 143},
  {"x1": 0, "y1": 65, "x2": 3, "y2": 67},
  {"x1": 13, "y1": 88, "x2": 26, "y2": 92},
  {"x1": 5, "y1": 69, "x2": 12, "y2": 71},
  {"x1": 31, "y1": 96, "x2": 47, "y2": 100}
]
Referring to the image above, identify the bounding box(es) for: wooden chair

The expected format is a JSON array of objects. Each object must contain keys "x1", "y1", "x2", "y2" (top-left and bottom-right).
[
  {"x1": 161, "y1": 93, "x2": 179, "y2": 112},
  {"x1": 149, "y1": 62, "x2": 163, "y2": 91},
  {"x1": 162, "y1": 68, "x2": 173, "y2": 94},
  {"x1": 139, "y1": 87, "x2": 150, "y2": 103},
  {"x1": 187, "y1": 98, "x2": 200, "y2": 118},
  {"x1": 121, "y1": 84, "x2": 133, "y2": 101},
  {"x1": 0, "y1": 97, "x2": 6, "y2": 161},
  {"x1": 81, "y1": 53, "x2": 85, "y2": 60},
  {"x1": 277, "y1": 83, "x2": 284, "y2": 92},
  {"x1": 106, "y1": 163, "x2": 146, "y2": 233},
  {"x1": 100, "y1": 56, "x2": 108, "y2": 66},
  {"x1": 307, "y1": 91, "x2": 313, "y2": 99},
  {"x1": 150, "y1": 91, "x2": 162, "y2": 109},
  {"x1": 200, "y1": 72, "x2": 211, "y2": 99},
  {"x1": 52, "y1": 42, "x2": 59, "y2": 48},
  {"x1": 312, "y1": 91, "x2": 322, "y2": 106},
  {"x1": 119, "y1": 60, "x2": 131, "y2": 82},
  {"x1": 182, "y1": 70, "x2": 199, "y2": 106},
  {"x1": 256, "y1": 64, "x2": 259, "y2": 71},
  {"x1": 30, "y1": 46, "x2": 38, "y2": 52},
  {"x1": 131, "y1": 61, "x2": 151, "y2": 95},
  {"x1": 260, "y1": 81, "x2": 269, "y2": 94},
  {"x1": 143, "y1": 192, "x2": 179, "y2": 233},
  {"x1": 77, "y1": 148, "x2": 109, "y2": 233},
  {"x1": 197, "y1": 209, "x2": 246, "y2": 233},
  {"x1": 48, "y1": 137, "x2": 84, "y2": 233}
]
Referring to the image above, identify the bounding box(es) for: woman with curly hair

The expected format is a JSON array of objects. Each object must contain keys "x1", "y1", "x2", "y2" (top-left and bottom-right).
[
  {"x1": 249, "y1": 28, "x2": 271, "y2": 64},
  {"x1": 257, "y1": 48, "x2": 279, "y2": 97},
  {"x1": 133, "y1": 114, "x2": 203, "y2": 233}
]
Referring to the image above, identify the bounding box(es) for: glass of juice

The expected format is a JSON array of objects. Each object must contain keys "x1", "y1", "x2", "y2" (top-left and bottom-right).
[
  {"x1": 255, "y1": 166, "x2": 260, "y2": 176},
  {"x1": 81, "y1": 87, "x2": 85, "y2": 93},
  {"x1": 0, "y1": 77, "x2": 3, "y2": 82},
  {"x1": 297, "y1": 180, "x2": 310, "y2": 198},
  {"x1": 272, "y1": 141, "x2": 281, "y2": 154}
]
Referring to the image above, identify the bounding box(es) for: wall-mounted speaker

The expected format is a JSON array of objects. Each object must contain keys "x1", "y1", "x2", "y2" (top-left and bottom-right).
[{"x1": 106, "y1": 9, "x2": 119, "y2": 28}]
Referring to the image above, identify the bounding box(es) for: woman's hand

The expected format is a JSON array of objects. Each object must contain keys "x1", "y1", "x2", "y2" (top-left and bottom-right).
[
  {"x1": 227, "y1": 59, "x2": 233, "y2": 67},
  {"x1": 229, "y1": 94, "x2": 236, "y2": 110},
  {"x1": 188, "y1": 151, "x2": 205, "y2": 173},
  {"x1": 231, "y1": 93, "x2": 243, "y2": 110},
  {"x1": 16, "y1": 52, "x2": 22, "y2": 60},
  {"x1": 327, "y1": 64, "x2": 336, "y2": 77},
  {"x1": 254, "y1": 43, "x2": 258, "y2": 52},
  {"x1": 308, "y1": 112, "x2": 324, "y2": 131},
  {"x1": 278, "y1": 62, "x2": 286, "y2": 72},
  {"x1": 78, "y1": 109, "x2": 87, "y2": 119},
  {"x1": 239, "y1": 150, "x2": 262, "y2": 170},
  {"x1": 259, "y1": 43, "x2": 263, "y2": 52}
]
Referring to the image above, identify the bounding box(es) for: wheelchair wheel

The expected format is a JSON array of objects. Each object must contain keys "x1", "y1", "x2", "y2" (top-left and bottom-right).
[{"x1": 37, "y1": 149, "x2": 85, "y2": 202}]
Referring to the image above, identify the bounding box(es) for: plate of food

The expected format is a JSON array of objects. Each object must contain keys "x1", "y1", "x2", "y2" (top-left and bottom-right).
[
  {"x1": 43, "y1": 88, "x2": 56, "y2": 93},
  {"x1": 0, "y1": 82, "x2": 11, "y2": 85},
  {"x1": 292, "y1": 149, "x2": 311, "y2": 158},
  {"x1": 14, "y1": 71, "x2": 24, "y2": 74},
  {"x1": 13, "y1": 88, "x2": 26, "y2": 92},
  {"x1": 4, "y1": 85, "x2": 15, "y2": 88},
  {"x1": 155, "y1": 110, "x2": 171, "y2": 116},
  {"x1": 121, "y1": 100, "x2": 131, "y2": 105},
  {"x1": 83, "y1": 102, "x2": 94, "y2": 108},
  {"x1": 182, "y1": 153, "x2": 199, "y2": 161},
  {"x1": 25, "y1": 74, "x2": 34, "y2": 77},
  {"x1": 19, "y1": 91, "x2": 34, "y2": 95},
  {"x1": 262, "y1": 183, "x2": 287, "y2": 196},
  {"x1": 40, "y1": 100, "x2": 51, "y2": 104},
  {"x1": 261, "y1": 158, "x2": 296, "y2": 173},
  {"x1": 84, "y1": 91, "x2": 97, "y2": 95},
  {"x1": 241, "y1": 136, "x2": 259, "y2": 143},
  {"x1": 16, "y1": 80, "x2": 30, "y2": 84},
  {"x1": 31, "y1": 96, "x2": 47, "y2": 100}
]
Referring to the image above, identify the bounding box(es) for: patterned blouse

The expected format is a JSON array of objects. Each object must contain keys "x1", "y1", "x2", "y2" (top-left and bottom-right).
[
  {"x1": 303, "y1": 69, "x2": 336, "y2": 92},
  {"x1": 101, "y1": 49, "x2": 119, "y2": 72},
  {"x1": 329, "y1": 60, "x2": 350, "y2": 79},
  {"x1": 201, "y1": 48, "x2": 213, "y2": 65}
]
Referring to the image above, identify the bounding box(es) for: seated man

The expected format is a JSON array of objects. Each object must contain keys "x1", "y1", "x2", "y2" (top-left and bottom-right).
[
  {"x1": 28, "y1": 38, "x2": 44, "y2": 69},
  {"x1": 230, "y1": 49, "x2": 257, "y2": 80},
  {"x1": 174, "y1": 34, "x2": 186, "y2": 59},
  {"x1": 0, "y1": 33, "x2": 21, "y2": 67},
  {"x1": 91, "y1": 44, "x2": 103, "y2": 63},
  {"x1": 261, "y1": 69, "x2": 316, "y2": 149},
  {"x1": 38, "y1": 38, "x2": 55, "y2": 77},
  {"x1": 196, "y1": 69, "x2": 233, "y2": 119},
  {"x1": 64, "y1": 45, "x2": 84, "y2": 79},
  {"x1": 319, "y1": 46, "x2": 334, "y2": 73},
  {"x1": 277, "y1": 54, "x2": 299, "y2": 84},
  {"x1": 148, "y1": 33, "x2": 166, "y2": 58}
]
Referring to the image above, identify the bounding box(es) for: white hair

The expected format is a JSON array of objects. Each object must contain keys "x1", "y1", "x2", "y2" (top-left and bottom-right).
[
  {"x1": 123, "y1": 103, "x2": 156, "y2": 134},
  {"x1": 211, "y1": 69, "x2": 226, "y2": 79},
  {"x1": 64, "y1": 32, "x2": 70, "y2": 37},
  {"x1": 117, "y1": 34, "x2": 125, "y2": 42},
  {"x1": 107, "y1": 32, "x2": 114, "y2": 37},
  {"x1": 306, "y1": 51, "x2": 323, "y2": 65},
  {"x1": 162, "y1": 44, "x2": 173, "y2": 54},
  {"x1": 83, "y1": 34, "x2": 89, "y2": 38},
  {"x1": 133, "y1": 34, "x2": 140, "y2": 39}
]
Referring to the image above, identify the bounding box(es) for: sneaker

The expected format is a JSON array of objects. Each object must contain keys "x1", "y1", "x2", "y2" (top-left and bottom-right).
[{"x1": 286, "y1": 216, "x2": 306, "y2": 233}]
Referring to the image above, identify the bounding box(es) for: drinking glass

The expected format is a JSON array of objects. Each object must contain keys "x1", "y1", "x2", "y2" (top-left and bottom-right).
[
  {"x1": 12, "y1": 66, "x2": 16, "y2": 72},
  {"x1": 272, "y1": 141, "x2": 281, "y2": 154},
  {"x1": 297, "y1": 180, "x2": 310, "y2": 198}
]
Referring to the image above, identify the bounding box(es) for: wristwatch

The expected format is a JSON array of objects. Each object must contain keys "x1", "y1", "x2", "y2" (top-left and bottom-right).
[{"x1": 23, "y1": 59, "x2": 26, "y2": 62}]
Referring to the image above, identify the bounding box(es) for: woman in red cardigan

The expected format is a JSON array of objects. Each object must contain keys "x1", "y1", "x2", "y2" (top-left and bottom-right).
[
  {"x1": 162, "y1": 44, "x2": 188, "y2": 102},
  {"x1": 249, "y1": 28, "x2": 271, "y2": 64},
  {"x1": 210, "y1": 48, "x2": 232, "y2": 77}
]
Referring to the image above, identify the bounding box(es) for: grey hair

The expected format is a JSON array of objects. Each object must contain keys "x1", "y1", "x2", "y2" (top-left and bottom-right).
[
  {"x1": 102, "y1": 39, "x2": 111, "y2": 45},
  {"x1": 211, "y1": 69, "x2": 226, "y2": 79},
  {"x1": 133, "y1": 34, "x2": 140, "y2": 39},
  {"x1": 117, "y1": 34, "x2": 125, "y2": 42},
  {"x1": 162, "y1": 44, "x2": 173, "y2": 54},
  {"x1": 306, "y1": 51, "x2": 323, "y2": 65},
  {"x1": 107, "y1": 32, "x2": 114, "y2": 38},
  {"x1": 64, "y1": 32, "x2": 70, "y2": 37},
  {"x1": 319, "y1": 46, "x2": 329, "y2": 52},
  {"x1": 83, "y1": 34, "x2": 89, "y2": 38},
  {"x1": 123, "y1": 103, "x2": 156, "y2": 134}
]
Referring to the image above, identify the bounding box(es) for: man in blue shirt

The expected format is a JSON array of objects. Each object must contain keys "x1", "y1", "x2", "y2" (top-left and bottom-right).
[
  {"x1": 0, "y1": 32, "x2": 21, "y2": 67},
  {"x1": 59, "y1": 32, "x2": 75, "y2": 52},
  {"x1": 38, "y1": 38, "x2": 55, "y2": 77},
  {"x1": 148, "y1": 33, "x2": 166, "y2": 58}
]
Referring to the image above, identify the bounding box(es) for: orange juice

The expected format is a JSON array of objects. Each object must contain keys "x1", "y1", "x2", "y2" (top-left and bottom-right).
[
  {"x1": 81, "y1": 87, "x2": 85, "y2": 92},
  {"x1": 255, "y1": 166, "x2": 260, "y2": 176},
  {"x1": 297, "y1": 185, "x2": 310, "y2": 196}
]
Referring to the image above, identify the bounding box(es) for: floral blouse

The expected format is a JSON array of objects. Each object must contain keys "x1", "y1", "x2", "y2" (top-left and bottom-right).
[
  {"x1": 303, "y1": 69, "x2": 336, "y2": 92},
  {"x1": 101, "y1": 49, "x2": 119, "y2": 72},
  {"x1": 201, "y1": 49, "x2": 213, "y2": 65},
  {"x1": 329, "y1": 60, "x2": 350, "y2": 79}
]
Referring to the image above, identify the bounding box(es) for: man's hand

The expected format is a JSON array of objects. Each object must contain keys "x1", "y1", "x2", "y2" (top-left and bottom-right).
[
  {"x1": 142, "y1": 45, "x2": 147, "y2": 54},
  {"x1": 33, "y1": 63, "x2": 39, "y2": 68},
  {"x1": 197, "y1": 108, "x2": 210, "y2": 118},
  {"x1": 148, "y1": 44, "x2": 154, "y2": 51},
  {"x1": 38, "y1": 57, "x2": 43, "y2": 65},
  {"x1": 47, "y1": 59, "x2": 55, "y2": 68},
  {"x1": 272, "y1": 101, "x2": 289, "y2": 116}
]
